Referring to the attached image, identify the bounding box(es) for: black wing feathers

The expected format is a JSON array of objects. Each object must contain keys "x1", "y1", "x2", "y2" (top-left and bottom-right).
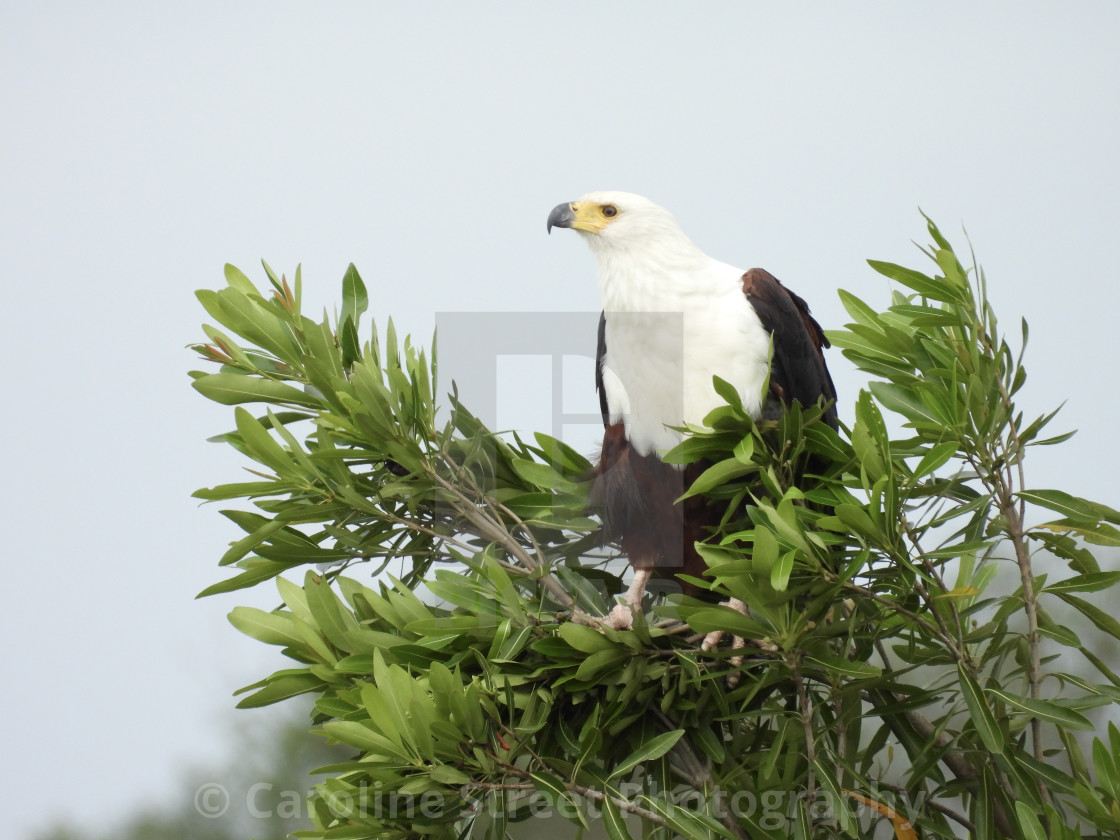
[
  {"x1": 742, "y1": 268, "x2": 837, "y2": 428},
  {"x1": 595, "y1": 311, "x2": 609, "y2": 424}
]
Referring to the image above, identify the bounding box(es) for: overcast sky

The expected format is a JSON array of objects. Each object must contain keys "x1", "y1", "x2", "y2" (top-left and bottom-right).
[{"x1": 3, "y1": 3, "x2": 1119, "y2": 837}]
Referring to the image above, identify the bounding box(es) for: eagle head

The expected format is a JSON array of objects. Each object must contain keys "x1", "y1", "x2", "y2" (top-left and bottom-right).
[{"x1": 547, "y1": 191, "x2": 693, "y2": 255}]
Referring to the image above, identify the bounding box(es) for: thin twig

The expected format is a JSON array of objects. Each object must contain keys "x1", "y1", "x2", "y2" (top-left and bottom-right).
[
  {"x1": 901, "y1": 516, "x2": 967, "y2": 647},
  {"x1": 426, "y1": 465, "x2": 586, "y2": 615},
  {"x1": 837, "y1": 579, "x2": 966, "y2": 663},
  {"x1": 791, "y1": 654, "x2": 817, "y2": 804},
  {"x1": 967, "y1": 272, "x2": 1048, "y2": 807},
  {"x1": 994, "y1": 367, "x2": 1047, "y2": 779},
  {"x1": 489, "y1": 758, "x2": 671, "y2": 827},
  {"x1": 1000, "y1": 498, "x2": 1047, "y2": 775}
]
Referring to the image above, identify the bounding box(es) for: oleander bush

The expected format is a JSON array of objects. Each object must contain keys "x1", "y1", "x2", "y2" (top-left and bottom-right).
[{"x1": 192, "y1": 218, "x2": 1120, "y2": 839}]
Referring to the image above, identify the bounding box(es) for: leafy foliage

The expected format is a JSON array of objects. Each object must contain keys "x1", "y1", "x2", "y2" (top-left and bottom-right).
[{"x1": 192, "y1": 222, "x2": 1120, "y2": 839}]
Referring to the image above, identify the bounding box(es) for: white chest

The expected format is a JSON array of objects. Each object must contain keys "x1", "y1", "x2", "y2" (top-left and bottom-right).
[{"x1": 598, "y1": 259, "x2": 772, "y2": 456}]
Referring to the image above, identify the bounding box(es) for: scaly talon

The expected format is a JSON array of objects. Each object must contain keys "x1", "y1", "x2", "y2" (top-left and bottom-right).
[{"x1": 596, "y1": 567, "x2": 652, "y2": 631}]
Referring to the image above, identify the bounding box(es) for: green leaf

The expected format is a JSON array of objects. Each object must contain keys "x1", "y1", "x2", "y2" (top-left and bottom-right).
[
  {"x1": 889, "y1": 302, "x2": 961, "y2": 328},
  {"x1": 609, "y1": 730, "x2": 684, "y2": 780},
  {"x1": 192, "y1": 373, "x2": 320, "y2": 408},
  {"x1": 223, "y1": 263, "x2": 257, "y2": 295},
  {"x1": 234, "y1": 406, "x2": 291, "y2": 473},
  {"x1": 711, "y1": 374, "x2": 745, "y2": 414},
  {"x1": 869, "y1": 381, "x2": 943, "y2": 427},
  {"x1": 196, "y1": 560, "x2": 300, "y2": 597},
  {"x1": 852, "y1": 390, "x2": 889, "y2": 479},
  {"x1": 338, "y1": 316, "x2": 360, "y2": 369},
  {"x1": 429, "y1": 764, "x2": 471, "y2": 786},
  {"x1": 228, "y1": 606, "x2": 302, "y2": 647},
  {"x1": 1044, "y1": 572, "x2": 1120, "y2": 595},
  {"x1": 192, "y1": 480, "x2": 289, "y2": 501},
  {"x1": 533, "y1": 431, "x2": 593, "y2": 474},
  {"x1": 510, "y1": 457, "x2": 573, "y2": 491},
  {"x1": 1019, "y1": 488, "x2": 1120, "y2": 524},
  {"x1": 1037, "y1": 623, "x2": 1082, "y2": 648},
  {"x1": 558, "y1": 622, "x2": 616, "y2": 654},
  {"x1": 1013, "y1": 802, "x2": 1047, "y2": 840},
  {"x1": 804, "y1": 654, "x2": 881, "y2": 680},
  {"x1": 987, "y1": 688, "x2": 1094, "y2": 731},
  {"x1": 1074, "y1": 782, "x2": 1120, "y2": 828},
  {"x1": 340, "y1": 263, "x2": 368, "y2": 327},
  {"x1": 910, "y1": 441, "x2": 959, "y2": 479},
  {"x1": 234, "y1": 671, "x2": 324, "y2": 708},
  {"x1": 867, "y1": 259, "x2": 964, "y2": 303},
  {"x1": 683, "y1": 605, "x2": 768, "y2": 639},
  {"x1": 304, "y1": 571, "x2": 358, "y2": 652},
  {"x1": 600, "y1": 794, "x2": 634, "y2": 840},
  {"x1": 219, "y1": 513, "x2": 292, "y2": 566},
  {"x1": 838, "y1": 288, "x2": 889, "y2": 333},
  {"x1": 530, "y1": 771, "x2": 585, "y2": 827},
  {"x1": 679, "y1": 456, "x2": 755, "y2": 499},
  {"x1": 1039, "y1": 520, "x2": 1120, "y2": 548},
  {"x1": 574, "y1": 648, "x2": 629, "y2": 681},
  {"x1": 958, "y1": 665, "x2": 1004, "y2": 753},
  {"x1": 770, "y1": 550, "x2": 794, "y2": 591},
  {"x1": 322, "y1": 720, "x2": 391, "y2": 753},
  {"x1": 749, "y1": 524, "x2": 778, "y2": 572},
  {"x1": 1016, "y1": 752, "x2": 1077, "y2": 796},
  {"x1": 827, "y1": 328, "x2": 910, "y2": 365},
  {"x1": 1093, "y1": 733, "x2": 1120, "y2": 797},
  {"x1": 637, "y1": 794, "x2": 736, "y2": 839},
  {"x1": 1055, "y1": 593, "x2": 1120, "y2": 641}
]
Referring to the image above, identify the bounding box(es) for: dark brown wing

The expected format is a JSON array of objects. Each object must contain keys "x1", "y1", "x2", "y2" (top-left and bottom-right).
[{"x1": 742, "y1": 267, "x2": 837, "y2": 428}]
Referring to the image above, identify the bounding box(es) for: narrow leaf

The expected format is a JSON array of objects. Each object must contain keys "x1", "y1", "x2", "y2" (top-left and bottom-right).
[
  {"x1": 1013, "y1": 802, "x2": 1047, "y2": 840},
  {"x1": 1019, "y1": 488, "x2": 1116, "y2": 523},
  {"x1": 987, "y1": 688, "x2": 1094, "y2": 731},
  {"x1": 228, "y1": 606, "x2": 302, "y2": 647},
  {"x1": 1044, "y1": 572, "x2": 1120, "y2": 595},
  {"x1": 600, "y1": 794, "x2": 634, "y2": 840},
  {"x1": 958, "y1": 665, "x2": 1004, "y2": 753},
  {"x1": 192, "y1": 373, "x2": 320, "y2": 408},
  {"x1": 609, "y1": 731, "x2": 684, "y2": 780}
]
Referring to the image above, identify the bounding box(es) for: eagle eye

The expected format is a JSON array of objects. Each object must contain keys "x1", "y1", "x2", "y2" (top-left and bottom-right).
[{"x1": 601, "y1": 205, "x2": 618, "y2": 218}]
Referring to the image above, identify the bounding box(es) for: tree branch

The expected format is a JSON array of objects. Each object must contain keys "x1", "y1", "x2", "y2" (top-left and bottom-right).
[{"x1": 488, "y1": 759, "x2": 672, "y2": 828}]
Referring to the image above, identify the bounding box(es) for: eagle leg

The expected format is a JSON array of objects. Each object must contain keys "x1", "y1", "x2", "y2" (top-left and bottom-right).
[
  {"x1": 700, "y1": 598, "x2": 749, "y2": 686},
  {"x1": 600, "y1": 566, "x2": 653, "y2": 631}
]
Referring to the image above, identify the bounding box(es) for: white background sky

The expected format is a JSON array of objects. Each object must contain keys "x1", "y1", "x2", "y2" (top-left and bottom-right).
[{"x1": 3, "y1": 3, "x2": 1119, "y2": 837}]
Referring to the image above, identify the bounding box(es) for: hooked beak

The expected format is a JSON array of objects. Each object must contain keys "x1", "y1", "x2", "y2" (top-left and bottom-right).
[{"x1": 546, "y1": 202, "x2": 576, "y2": 234}]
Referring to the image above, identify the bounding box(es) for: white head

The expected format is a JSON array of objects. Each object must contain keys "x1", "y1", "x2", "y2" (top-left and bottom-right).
[{"x1": 547, "y1": 191, "x2": 702, "y2": 264}]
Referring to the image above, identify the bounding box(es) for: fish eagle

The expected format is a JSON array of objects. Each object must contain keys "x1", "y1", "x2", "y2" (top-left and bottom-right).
[{"x1": 548, "y1": 191, "x2": 836, "y2": 631}]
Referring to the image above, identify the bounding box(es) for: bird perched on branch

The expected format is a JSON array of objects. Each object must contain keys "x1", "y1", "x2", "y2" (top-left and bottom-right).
[{"x1": 547, "y1": 191, "x2": 836, "y2": 632}]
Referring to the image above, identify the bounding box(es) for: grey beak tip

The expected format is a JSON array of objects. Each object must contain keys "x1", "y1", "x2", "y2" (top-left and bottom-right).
[{"x1": 547, "y1": 202, "x2": 574, "y2": 235}]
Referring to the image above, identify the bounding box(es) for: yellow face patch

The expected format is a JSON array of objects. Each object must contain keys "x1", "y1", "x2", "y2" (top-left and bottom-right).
[{"x1": 568, "y1": 201, "x2": 621, "y2": 234}]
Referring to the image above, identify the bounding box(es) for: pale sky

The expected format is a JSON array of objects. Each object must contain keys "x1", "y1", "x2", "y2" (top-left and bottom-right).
[{"x1": 3, "y1": 3, "x2": 1119, "y2": 837}]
